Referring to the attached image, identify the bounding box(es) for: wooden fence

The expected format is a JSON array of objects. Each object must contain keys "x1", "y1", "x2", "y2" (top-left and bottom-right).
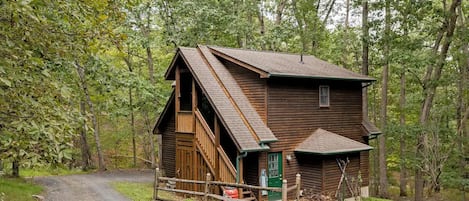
[{"x1": 153, "y1": 168, "x2": 301, "y2": 201}]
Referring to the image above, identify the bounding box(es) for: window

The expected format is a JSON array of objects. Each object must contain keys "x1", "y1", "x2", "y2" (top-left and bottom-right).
[
  {"x1": 268, "y1": 154, "x2": 279, "y2": 177},
  {"x1": 319, "y1": 85, "x2": 330, "y2": 107}
]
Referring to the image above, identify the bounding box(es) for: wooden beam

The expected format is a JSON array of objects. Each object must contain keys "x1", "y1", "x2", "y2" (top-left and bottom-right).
[
  {"x1": 214, "y1": 117, "x2": 220, "y2": 182},
  {"x1": 175, "y1": 65, "x2": 180, "y2": 131}
]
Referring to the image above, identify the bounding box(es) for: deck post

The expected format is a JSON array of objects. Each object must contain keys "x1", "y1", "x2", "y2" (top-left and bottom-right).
[
  {"x1": 282, "y1": 179, "x2": 287, "y2": 201},
  {"x1": 296, "y1": 173, "x2": 301, "y2": 200},
  {"x1": 204, "y1": 173, "x2": 211, "y2": 201},
  {"x1": 153, "y1": 168, "x2": 160, "y2": 200}
]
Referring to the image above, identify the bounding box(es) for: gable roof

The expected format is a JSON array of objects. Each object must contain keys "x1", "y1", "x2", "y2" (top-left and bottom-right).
[
  {"x1": 157, "y1": 46, "x2": 276, "y2": 152},
  {"x1": 209, "y1": 46, "x2": 375, "y2": 81},
  {"x1": 295, "y1": 128, "x2": 373, "y2": 155}
]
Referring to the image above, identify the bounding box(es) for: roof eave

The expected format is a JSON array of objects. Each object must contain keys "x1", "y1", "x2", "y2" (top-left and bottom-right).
[
  {"x1": 208, "y1": 46, "x2": 270, "y2": 78},
  {"x1": 268, "y1": 73, "x2": 376, "y2": 82},
  {"x1": 295, "y1": 147, "x2": 373, "y2": 155},
  {"x1": 152, "y1": 91, "x2": 175, "y2": 134},
  {"x1": 164, "y1": 49, "x2": 183, "y2": 80}
]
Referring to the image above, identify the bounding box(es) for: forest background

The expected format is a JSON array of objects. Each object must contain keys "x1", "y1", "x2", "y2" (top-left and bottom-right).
[{"x1": 0, "y1": 0, "x2": 468, "y2": 201}]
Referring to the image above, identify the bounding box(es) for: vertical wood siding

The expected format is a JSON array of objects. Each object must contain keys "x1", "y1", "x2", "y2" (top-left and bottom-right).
[{"x1": 223, "y1": 60, "x2": 267, "y2": 122}]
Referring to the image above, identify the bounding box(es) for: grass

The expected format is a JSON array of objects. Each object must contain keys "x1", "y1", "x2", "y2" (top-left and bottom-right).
[
  {"x1": 0, "y1": 177, "x2": 43, "y2": 201},
  {"x1": 111, "y1": 182, "x2": 194, "y2": 201},
  {"x1": 20, "y1": 167, "x2": 87, "y2": 177},
  {"x1": 362, "y1": 197, "x2": 393, "y2": 201}
]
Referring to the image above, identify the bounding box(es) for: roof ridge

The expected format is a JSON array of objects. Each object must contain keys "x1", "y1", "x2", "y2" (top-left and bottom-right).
[
  {"x1": 208, "y1": 45, "x2": 320, "y2": 58},
  {"x1": 178, "y1": 47, "x2": 263, "y2": 151},
  {"x1": 199, "y1": 45, "x2": 277, "y2": 143},
  {"x1": 197, "y1": 46, "x2": 261, "y2": 143}
]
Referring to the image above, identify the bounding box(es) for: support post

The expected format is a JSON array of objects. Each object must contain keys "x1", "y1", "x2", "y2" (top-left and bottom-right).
[
  {"x1": 204, "y1": 173, "x2": 211, "y2": 201},
  {"x1": 296, "y1": 173, "x2": 301, "y2": 200},
  {"x1": 282, "y1": 179, "x2": 287, "y2": 201},
  {"x1": 153, "y1": 168, "x2": 159, "y2": 200}
]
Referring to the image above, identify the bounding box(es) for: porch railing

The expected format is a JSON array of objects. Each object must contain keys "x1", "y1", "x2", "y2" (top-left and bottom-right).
[
  {"x1": 194, "y1": 109, "x2": 236, "y2": 183},
  {"x1": 153, "y1": 168, "x2": 302, "y2": 201}
]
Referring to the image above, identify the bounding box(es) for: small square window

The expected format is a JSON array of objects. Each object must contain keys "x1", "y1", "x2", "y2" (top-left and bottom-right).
[{"x1": 319, "y1": 85, "x2": 330, "y2": 107}]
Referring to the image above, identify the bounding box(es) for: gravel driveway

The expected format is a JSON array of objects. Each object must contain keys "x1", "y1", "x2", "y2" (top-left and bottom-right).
[{"x1": 33, "y1": 169, "x2": 154, "y2": 201}]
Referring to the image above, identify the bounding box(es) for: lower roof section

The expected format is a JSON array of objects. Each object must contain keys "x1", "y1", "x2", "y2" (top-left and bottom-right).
[{"x1": 295, "y1": 128, "x2": 373, "y2": 155}]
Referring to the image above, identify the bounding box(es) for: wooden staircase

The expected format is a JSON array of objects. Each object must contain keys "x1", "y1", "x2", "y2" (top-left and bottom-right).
[{"x1": 194, "y1": 109, "x2": 257, "y2": 201}]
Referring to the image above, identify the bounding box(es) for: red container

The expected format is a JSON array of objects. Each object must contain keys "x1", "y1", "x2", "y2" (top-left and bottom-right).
[{"x1": 223, "y1": 187, "x2": 239, "y2": 198}]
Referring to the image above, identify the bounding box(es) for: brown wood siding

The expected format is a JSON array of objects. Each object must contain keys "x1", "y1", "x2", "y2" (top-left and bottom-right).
[
  {"x1": 322, "y1": 154, "x2": 361, "y2": 197},
  {"x1": 360, "y1": 151, "x2": 370, "y2": 186},
  {"x1": 296, "y1": 154, "x2": 322, "y2": 194},
  {"x1": 223, "y1": 60, "x2": 267, "y2": 122},
  {"x1": 267, "y1": 78, "x2": 369, "y2": 193},
  {"x1": 161, "y1": 111, "x2": 176, "y2": 178}
]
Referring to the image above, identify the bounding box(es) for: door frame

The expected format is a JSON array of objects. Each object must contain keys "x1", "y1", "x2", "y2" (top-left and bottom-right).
[{"x1": 267, "y1": 152, "x2": 283, "y2": 200}]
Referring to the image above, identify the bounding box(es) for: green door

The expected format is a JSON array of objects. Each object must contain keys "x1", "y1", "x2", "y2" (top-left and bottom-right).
[{"x1": 268, "y1": 152, "x2": 283, "y2": 200}]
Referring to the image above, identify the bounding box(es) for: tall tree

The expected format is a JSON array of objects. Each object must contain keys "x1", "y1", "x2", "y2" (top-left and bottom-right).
[
  {"x1": 378, "y1": 0, "x2": 391, "y2": 198},
  {"x1": 415, "y1": 0, "x2": 461, "y2": 200},
  {"x1": 79, "y1": 100, "x2": 92, "y2": 170},
  {"x1": 76, "y1": 63, "x2": 106, "y2": 171}
]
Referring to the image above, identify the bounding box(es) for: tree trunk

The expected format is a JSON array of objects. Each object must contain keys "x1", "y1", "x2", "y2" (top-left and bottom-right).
[
  {"x1": 457, "y1": 6, "x2": 468, "y2": 201},
  {"x1": 361, "y1": 0, "x2": 369, "y2": 119},
  {"x1": 120, "y1": 45, "x2": 138, "y2": 168},
  {"x1": 76, "y1": 63, "x2": 106, "y2": 171},
  {"x1": 342, "y1": 0, "x2": 350, "y2": 69},
  {"x1": 378, "y1": 0, "x2": 390, "y2": 198},
  {"x1": 399, "y1": 70, "x2": 408, "y2": 197},
  {"x1": 0, "y1": 160, "x2": 3, "y2": 172},
  {"x1": 130, "y1": 87, "x2": 137, "y2": 167},
  {"x1": 139, "y1": 5, "x2": 157, "y2": 168},
  {"x1": 361, "y1": 0, "x2": 376, "y2": 196},
  {"x1": 275, "y1": 0, "x2": 287, "y2": 25},
  {"x1": 322, "y1": 0, "x2": 336, "y2": 25},
  {"x1": 79, "y1": 100, "x2": 92, "y2": 170},
  {"x1": 12, "y1": 160, "x2": 19, "y2": 177},
  {"x1": 415, "y1": 1, "x2": 461, "y2": 200},
  {"x1": 258, "y1": 0, "x2": 266, "y2": 50}
]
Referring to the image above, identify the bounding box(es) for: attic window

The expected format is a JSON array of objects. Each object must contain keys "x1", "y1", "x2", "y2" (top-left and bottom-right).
[{"x1": 319, "y1": 85, "x2": 330, "y2": 107}]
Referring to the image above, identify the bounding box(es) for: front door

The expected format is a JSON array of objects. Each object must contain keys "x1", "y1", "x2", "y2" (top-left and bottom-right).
[{"x1": 268, "y1": 152, "x2": 283, "y2": 200}]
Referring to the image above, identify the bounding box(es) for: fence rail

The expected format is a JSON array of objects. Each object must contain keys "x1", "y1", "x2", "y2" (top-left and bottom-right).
[{"x1": 153, "y1": 168, "x2": 301, "y2": 201}]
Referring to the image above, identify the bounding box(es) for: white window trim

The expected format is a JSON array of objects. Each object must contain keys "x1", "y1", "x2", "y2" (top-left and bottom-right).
[{"x1": 319, "y1": 85, "x2": 330, "y2": 107}]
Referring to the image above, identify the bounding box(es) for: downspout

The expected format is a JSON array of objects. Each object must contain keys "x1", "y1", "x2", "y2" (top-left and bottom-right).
[{"x1": 236, "y1": 152, "x2": 248, "y2": 183}]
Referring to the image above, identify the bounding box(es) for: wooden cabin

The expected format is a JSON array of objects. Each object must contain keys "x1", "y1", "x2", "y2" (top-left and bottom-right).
[{"x1": 153, "y1": 45, "x2": 380, "y2": 201}]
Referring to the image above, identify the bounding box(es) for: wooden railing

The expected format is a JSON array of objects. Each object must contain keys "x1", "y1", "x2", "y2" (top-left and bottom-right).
[
  {"x1": 194, "y1": 110, "x2": 216, "y2": 169},
  {"x1": 218, "y1": 147, "x2": 236, "y2": 183},
  {"x1": 176, "y1": 111, "x2": 193, "y2": 133},
  {"x1": 194, "y1": 109, "x2": 237, "y2": 184},
  {"x1": 153, "y1": 168, "x2": 302, "y2": 201}
]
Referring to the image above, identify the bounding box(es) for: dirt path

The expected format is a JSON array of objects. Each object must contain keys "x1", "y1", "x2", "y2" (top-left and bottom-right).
[{"x1": 33, "y1": 169, "x2": 154, "y2": 201}]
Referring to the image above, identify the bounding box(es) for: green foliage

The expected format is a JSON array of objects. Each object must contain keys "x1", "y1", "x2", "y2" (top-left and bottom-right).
[
  {"x1": 0, "y1": 177, "x2": 43, "y2": 201},
  {"x1": 362, "y1": 197, "x2": 392, "y2": 201}
]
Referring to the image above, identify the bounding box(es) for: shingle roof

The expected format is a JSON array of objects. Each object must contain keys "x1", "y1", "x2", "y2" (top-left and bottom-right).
[
  {"x1": 178, "y1": 47, "x2": 269, "y2": 152},
  {"x1": 362, "y1": 119, "x2": 382, "y2": 138},
  {"x1": 198, "y1": 46, "x2": 277, "y2": 143},
  {"x1": 295, "y1": 128, "x2": 372, "y2": 155},
  {"x1": 209, "y1": 46, "x2": 375, "y2": 81}
]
